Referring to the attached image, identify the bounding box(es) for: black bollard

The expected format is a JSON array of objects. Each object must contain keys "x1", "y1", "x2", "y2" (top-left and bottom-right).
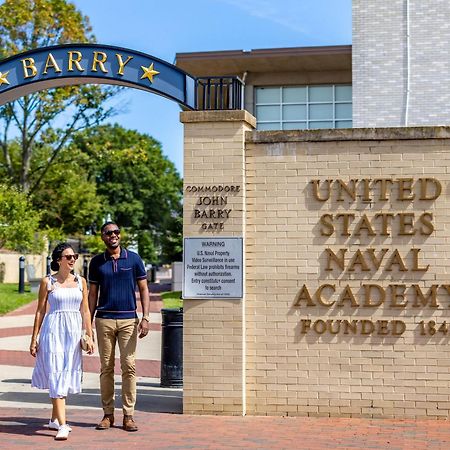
[
  {"x1": 160, "y1": 308, "x2": 183, "y2": 387},
  {"x1": 151, "y1": 265, "x2": 157, "y2": 283},
  {"x1": 46, "y1": 256, "x2": 51, "y2": 275},
  {"x1": 18, "y1": 256, "x2": 25, "y2": 293},
  {"x1": 83, "y1": 257, "x2": 88, "y2": 279}
]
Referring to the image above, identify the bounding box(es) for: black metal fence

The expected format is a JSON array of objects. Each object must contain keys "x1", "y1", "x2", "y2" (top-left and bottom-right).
[{"x1": 196, "y1": 76, "x2": 244, "y2": 110}]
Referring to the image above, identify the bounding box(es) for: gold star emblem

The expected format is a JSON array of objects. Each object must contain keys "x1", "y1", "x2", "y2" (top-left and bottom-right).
[
  {"x1": 0, "y1": 70, "x2": 10, "y2": 86},
  {"x1": 140, "y1": 63, "x2": 159, "y2": 83}
]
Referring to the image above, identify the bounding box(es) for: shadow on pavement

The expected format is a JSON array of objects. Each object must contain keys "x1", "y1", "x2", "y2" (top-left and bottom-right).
[
  {"x1": 0, "y1": 416, "x2": 98, "y2": 438},
  {"x1": 0, "y1": 416, "x2": 56, "y2": 437},
  {"x1": 0, "y1": 381, "x2": 182, "y2": 414},
  {"x1": 148, "y1": 282, "x2": 172, "y2": 293}
]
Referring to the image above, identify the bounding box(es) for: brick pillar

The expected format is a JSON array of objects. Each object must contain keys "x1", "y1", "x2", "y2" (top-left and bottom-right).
[{"x1": 180, "y1": 110, "x2": 256, "y2": 415}]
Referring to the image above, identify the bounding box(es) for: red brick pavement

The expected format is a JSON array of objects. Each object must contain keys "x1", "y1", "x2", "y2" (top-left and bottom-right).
[
  {"x1": 0, "y1": 349, "x2": 160, "y2": 377},
  {"x1": 0, "y1": 327, "x2": 34, "y2": 338},
  {"x1": 1, "y1": 407, "x2": 450, "y2": 449},
  {"x1": 0, "y1": 323, "x2": 161, "y2": 339},
  {"x1": 1, "y1": 292, "x2": 164, "y2": 377},
  {"x1": 5, "y1": 300, "x2": 38, "y2": 316}
]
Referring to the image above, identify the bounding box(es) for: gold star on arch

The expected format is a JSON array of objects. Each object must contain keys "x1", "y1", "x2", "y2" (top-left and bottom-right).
[
  {"x1": 0, "y1": 70, "x2": 10, "y2": 86},
  {"x1": 140, "y1": 63, "x2": 159, "y2": 83}
]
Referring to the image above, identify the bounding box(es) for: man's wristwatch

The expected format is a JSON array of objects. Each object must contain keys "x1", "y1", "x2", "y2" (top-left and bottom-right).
[{"x1": 142, "y1": 315, "x2": 150, "y2": 322}]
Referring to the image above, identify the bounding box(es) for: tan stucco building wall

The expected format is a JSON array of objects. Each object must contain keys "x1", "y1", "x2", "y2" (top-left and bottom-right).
[
  {"x1": 0, "y1": 252, "x2": 48, "y2": 283},
  {"x1": 181, "y1": 111, "x2": 450, "y2": 419}
]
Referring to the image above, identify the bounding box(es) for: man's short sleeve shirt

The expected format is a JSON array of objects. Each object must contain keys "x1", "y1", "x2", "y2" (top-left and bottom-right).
[{"x1": 89, "y1": 248, "x2": 147, "y2": 319}]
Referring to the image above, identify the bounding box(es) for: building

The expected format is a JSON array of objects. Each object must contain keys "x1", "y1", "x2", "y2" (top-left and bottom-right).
[
  {"x1": 177, "y1": 0, "x2": 450, "y2": 418},
  {"x1": 176, "y1": 45, "x2": 352, "y2": 131},
  {"x1": 177, "y1": 1, "x2": 450, "y2": 131}
]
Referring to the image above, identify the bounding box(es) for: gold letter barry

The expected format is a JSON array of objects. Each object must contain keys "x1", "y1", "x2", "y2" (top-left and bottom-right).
[
  {"x1": 21, "y1": 57, "x2": 37, "y2": 78},
  {"x1": 67, "y1": 51, "x2": 84, "y2": 72},
  {"x1": 116, "y1": 53, "x2": 133, "y2": 76},
  {"x1": 42, "y1": 53, "x2": 62, "y2": 74},
  {"x1": 91, "y1": 51, "x2": 108, "y2": 73}
]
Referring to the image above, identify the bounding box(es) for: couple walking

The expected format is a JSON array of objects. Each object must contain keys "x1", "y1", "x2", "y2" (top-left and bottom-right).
[{"x1": 29, "y1": 221, "x2": 150, "y2": 441}]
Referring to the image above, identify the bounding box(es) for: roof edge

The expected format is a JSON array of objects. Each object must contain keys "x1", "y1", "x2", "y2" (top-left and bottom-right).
[{"x1": 175, "y1": 44, "x2": 352, "y2": 62}]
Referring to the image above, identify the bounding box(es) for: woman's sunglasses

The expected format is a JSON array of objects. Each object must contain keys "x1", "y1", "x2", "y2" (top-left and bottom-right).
[
  {"x1": 62, "y1": 254, "x2": 79, "y2": 261},
  {"x1": 103, "y1": 229, "x2": 121, "y2": 236}
]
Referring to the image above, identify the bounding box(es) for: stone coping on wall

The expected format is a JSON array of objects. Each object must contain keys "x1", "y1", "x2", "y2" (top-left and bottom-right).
[
  {"x1": 247, "y1": 126, "x2": 450, "y2": 143},
  {"x1": 180, "y1": 110, "x2": 256, "y2": 127}
]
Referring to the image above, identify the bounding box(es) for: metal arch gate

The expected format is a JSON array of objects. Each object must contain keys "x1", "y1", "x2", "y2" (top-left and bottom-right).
[{"x1": 0, "y1": 43, "x2": 196, "y2": 109}]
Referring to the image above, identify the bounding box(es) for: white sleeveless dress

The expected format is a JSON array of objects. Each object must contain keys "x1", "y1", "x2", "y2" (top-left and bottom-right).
[{"x1": 31, "y1": 274, "x2": 83, "y2": 398}]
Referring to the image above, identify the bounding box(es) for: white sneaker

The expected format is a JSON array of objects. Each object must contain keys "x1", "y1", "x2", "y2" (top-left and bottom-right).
[
  {"x1": 55, "y1": 424, "x2": 71, "y2": 440},
  {"x1": 48, "y1": 419, "x2": 72, "y2": 432}
]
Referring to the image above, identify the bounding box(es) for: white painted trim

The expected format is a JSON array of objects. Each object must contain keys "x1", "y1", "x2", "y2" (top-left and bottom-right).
[
  {"x1": 404, "y1": 0, "x2": 411, "y2": 126},
  {"x1": 242, "y1": 126, "x2": 247, "y2": 417}
]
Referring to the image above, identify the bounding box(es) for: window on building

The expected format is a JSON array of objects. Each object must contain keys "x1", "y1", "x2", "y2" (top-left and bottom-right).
[{"x1": 255, "y1": 85, "x2": 352, "y2": 130}]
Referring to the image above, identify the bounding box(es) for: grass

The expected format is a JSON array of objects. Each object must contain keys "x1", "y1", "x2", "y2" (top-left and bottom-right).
[
  {"x1": 0, "y1": 283, "x2": 37, "y2": 315},
  {"x1": 160, "y1": 291, "x2": 183, "y2": 310},
  {"x1": 0, "y1": 284, "x2": 184, "y2": 315}
]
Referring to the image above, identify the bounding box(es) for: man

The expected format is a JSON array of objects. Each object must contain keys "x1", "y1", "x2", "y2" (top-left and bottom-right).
[{"x1": 88, "y1": 221, "x2": 150, "y2": 432}]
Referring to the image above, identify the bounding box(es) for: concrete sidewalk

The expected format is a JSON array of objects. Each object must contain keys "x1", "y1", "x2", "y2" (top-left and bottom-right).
[
  {"x1": 0, "y1": 293, "x2": 174, "y2": 411},
  {"x1": 1, "y1": 295, "x2": 450, "y2": 449}
]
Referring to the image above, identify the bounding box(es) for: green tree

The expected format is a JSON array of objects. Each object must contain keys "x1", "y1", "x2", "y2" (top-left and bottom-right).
[
  {"x1": 0, "y1": 183, "x2": 43, "y2": 251},
  {"x1": 30, "y1": 160, "x2": 101, "y2": 235},
  {"x1": 0, "y1": 0, "x2": 117, "y2": 193},
  {"x1": 71, "y1": 124, "x2": 183, "y2": 262},
  {"x1": 159, "y1": 213, "x2": 183, "y2": 263}
]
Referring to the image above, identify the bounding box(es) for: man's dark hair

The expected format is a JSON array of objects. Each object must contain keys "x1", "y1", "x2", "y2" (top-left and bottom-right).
[{"x1": 100, "y1": 221, "x2": 119, "y2": 233}]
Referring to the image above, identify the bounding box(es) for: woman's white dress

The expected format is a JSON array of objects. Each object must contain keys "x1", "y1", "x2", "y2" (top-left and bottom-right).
[{"x1": 31, "y1": 275, "x2": 83, "y2": 398}]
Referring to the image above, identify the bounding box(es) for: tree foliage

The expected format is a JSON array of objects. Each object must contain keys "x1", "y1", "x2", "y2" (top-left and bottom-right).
[
  {"x1": 0, "y1": 0, "x2": 92, "y2": 57},
  {"x1": 70, "y1": 124, "x2": 183, "y2": 262},
  {"x1": 30, "y1": 159, "x2": 101, "y2": 235},
  {"x1": 0, "y1": 1, "x2": 183, "y2": 261},
  {"x1": 0, "y1": 0, "x2": 117, "y2": 193},
  {"x1": 0, "y1": 183, "x2": 43, "y2": 251}
]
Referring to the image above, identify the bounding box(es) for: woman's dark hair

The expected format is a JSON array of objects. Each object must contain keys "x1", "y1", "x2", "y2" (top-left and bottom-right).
[{"x1": 50, "y1": 242, "x2": 74, "y2": 272}]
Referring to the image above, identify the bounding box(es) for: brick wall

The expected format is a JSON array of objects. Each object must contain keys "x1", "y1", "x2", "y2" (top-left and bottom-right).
[
  {"x1": 353, "y1": 0, "x2": 450, "y2": 127},
  {"x1": 182, "y1": 114, "x2": 450, "y2": 418},
  {"x1": 245, "y1": 127, "x2": 450, "y2": 418},
  {"x1": 181, "y1": 110, "x2": 255, "y2": 415}
]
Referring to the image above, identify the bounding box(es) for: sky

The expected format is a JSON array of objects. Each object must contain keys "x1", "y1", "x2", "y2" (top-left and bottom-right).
[{"x1": 70, "y1": 0, "x2": 352, "y2": 175}]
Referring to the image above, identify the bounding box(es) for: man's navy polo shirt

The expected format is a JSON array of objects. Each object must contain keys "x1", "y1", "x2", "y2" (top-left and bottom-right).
[{"x1": 89, "y1": 247, "x2": 147, "y2": 319}]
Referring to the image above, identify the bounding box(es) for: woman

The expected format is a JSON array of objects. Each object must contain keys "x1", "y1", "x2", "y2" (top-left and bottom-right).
[{"x1": 29, "y1": 243, "x2": 94, "y2": 441}]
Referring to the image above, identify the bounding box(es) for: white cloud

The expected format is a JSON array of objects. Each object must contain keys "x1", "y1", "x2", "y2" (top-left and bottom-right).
[{"x1": 219, "y1": 0, "x2": 310, "y2": 35}]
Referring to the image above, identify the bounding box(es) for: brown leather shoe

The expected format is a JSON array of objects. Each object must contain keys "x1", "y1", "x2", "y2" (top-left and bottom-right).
[
  {"x1": 95, "y1": 414, "x2": 114, "y2": 430},
  {"x1": 123, "y1": 415, "x2": 138, "y2": 432}
]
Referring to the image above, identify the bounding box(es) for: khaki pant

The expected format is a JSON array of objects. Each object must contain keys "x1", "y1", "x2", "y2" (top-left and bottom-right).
[{"x1": 95, "y1": 318, "x2": 138, "y2": 416}]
